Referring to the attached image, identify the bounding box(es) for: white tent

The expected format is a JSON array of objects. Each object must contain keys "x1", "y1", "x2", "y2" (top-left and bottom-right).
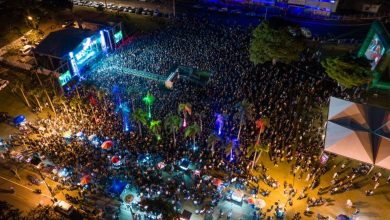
[{"x1": 325, "y1": 97, "x2": 390, "y2": 169}]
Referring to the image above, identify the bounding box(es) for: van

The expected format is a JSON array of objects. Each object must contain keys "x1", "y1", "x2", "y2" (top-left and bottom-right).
[{"x1": 54, "y1": 200, "x2": 74, "y2": 216}]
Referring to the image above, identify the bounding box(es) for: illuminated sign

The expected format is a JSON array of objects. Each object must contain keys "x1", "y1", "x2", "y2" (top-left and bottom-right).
[
  {"x1": 74, "y1": 37, "x2": 98, "y2": 65},
  {"x1": 59, "y1": 70, "x2": 72, "y2": 86},
  {"x1": 114, "y1": 31, "x2": 123, "y2": 43},
  {"x1": 69, "y1": 52, "x2": 79, "y2": 75}
]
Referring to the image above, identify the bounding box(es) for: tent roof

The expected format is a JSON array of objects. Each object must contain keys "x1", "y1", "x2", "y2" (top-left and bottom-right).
[
  {"x1": 34, "y1": 28, "x2": 95, "y2": 58},
  {"x1": 325, "y1": 122, "x2": 374, "y2": 164},
  {"x1": 325, "y1": 97, "x2": 390, "y2": 169}
]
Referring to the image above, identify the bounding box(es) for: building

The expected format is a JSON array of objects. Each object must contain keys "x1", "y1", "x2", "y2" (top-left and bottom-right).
[
  {"x1": 33, "y1": 21, "x2": 123, "y2": 88},
  {"x1": 284, "y1": 0, "x2": 339, "y2": 16}
]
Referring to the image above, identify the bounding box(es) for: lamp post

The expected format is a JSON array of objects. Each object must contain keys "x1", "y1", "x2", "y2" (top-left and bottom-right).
[{"x1": 27, "y1": 16, "x2": 37, "y2": 29}]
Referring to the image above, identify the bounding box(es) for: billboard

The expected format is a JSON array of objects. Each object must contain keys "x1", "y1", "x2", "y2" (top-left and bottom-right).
[
  {"x1": 114, "y1": 31, "x2": 123, "y2": 44},
  {"x1": 364, "y1": 34, "x2": 386, "y2": 69},
  {"x1": 59, "y1": 70, "x2": 72, "y2": 86}
]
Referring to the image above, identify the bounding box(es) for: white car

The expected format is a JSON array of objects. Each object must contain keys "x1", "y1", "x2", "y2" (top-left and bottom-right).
[
  {"x1": 20, "y1": 45, "x2": 33, "y2": 56},
  {"x1": 300, "y1": 27, "x2": 312, "y2": 38},
  {"x1": 0, "y1": 79, "x2": 9, "y2": 91},
  {"x1": 54, "y1": 200, "x2": 74, "y2": 216}
]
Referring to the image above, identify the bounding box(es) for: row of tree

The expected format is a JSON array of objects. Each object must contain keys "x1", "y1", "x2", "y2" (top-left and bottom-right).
[
  {"x1": 249, "y1": 20, "x2": 373, "y2": 89},
  {"x1": 0, "y1": 201, "x2": 62, "y2": 220}
]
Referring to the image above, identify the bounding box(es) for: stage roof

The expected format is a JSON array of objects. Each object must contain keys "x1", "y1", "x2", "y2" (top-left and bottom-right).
[
  {"x1": 34, "y1": 28, "x2": 95, "y2": 58},
  {"x1": 325, "y1": 97, "x2": 390, "y2": 169}
]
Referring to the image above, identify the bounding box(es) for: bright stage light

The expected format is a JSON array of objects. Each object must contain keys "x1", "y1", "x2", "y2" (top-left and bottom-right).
[
  {"x1": 100, "y1": 30, "x2": 107, "y2": 52},
  {"x1": 69, "y1": 51, "x2": 79, "y2": 75}
]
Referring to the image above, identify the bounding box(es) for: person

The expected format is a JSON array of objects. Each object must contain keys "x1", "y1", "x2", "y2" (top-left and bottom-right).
[{"x1": 346, "y1": 199, "x2": 353, "y2": 209}]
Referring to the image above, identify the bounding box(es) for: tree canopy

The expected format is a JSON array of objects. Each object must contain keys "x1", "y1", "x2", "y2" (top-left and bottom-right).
[
  {"x1": 140, "y1": 198, "x2": 177, "y2": 219},
  {"x1": 321, "y1": 56, "x2": 373, "y2": 88},
  {"x1": 250, "y1": 22, "x2": 305, "y2": 65}
]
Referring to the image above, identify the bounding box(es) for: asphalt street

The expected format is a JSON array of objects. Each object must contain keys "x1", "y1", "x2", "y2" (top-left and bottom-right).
[{"x1": 0, "y1": 175, "x2": 52, "y2": 212}]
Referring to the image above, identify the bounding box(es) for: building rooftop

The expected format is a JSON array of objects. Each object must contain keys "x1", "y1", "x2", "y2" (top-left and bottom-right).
[{"x1": 34, "y1": 28, "x2": 95, "y2": 58}]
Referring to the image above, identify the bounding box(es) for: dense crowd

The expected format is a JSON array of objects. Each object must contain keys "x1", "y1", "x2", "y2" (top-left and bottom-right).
[{"x1": 5, "y1": 16, "x2": 377, "y2": 220}]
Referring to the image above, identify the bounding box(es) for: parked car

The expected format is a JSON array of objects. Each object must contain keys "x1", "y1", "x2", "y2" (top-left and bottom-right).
[
  {"x1": 231, "y1": 9, "x2": 241, "y2": 15},
  {"x1": 135, "y1": 7, "x2": 143, "y2": 14},
  {"x1": 207, "y1": 6, "x2": 217, "y2": 11},
  {"x1": 142, "y1": 8, "x2": 151, "y2": 16},
  {"x1": 20, "y1": 36, "x2": 30, "y2": 45},
  {"x1": 192, "y1": 4, "x2": 202, "y2": 9},
  {"x1": 0, "y1": 79, "x2": 9, "y2": 91},
  {"x1": 219, "y1": 7, "x2": 228, "y2": 13},
  {"x1": 27, "y1": 174, "x2": 41, "y2": 185},
  {"x1": 54, "y1": 200, "x2": 74, "y2": 216},
  {"x1": 20, "y1": 45, "x2": 33, "y2": 56},
  {"x1": 0, "y1": 112, "x2": 10, "y2": 123},
  {"x1": 153, "y1": 10, "x2": 160, "y2": 16},
  {"x1": 300, "y1": 27, "x2": 312, "y2": 38},
  {"x1": 288, "y1": 26, "x2": 300, "y2": 37}
]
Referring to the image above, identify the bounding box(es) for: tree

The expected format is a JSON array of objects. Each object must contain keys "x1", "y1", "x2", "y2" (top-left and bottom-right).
[
  {"x1": 184, "y1": 123, "x2": 200, "y2": 147},
  {"x1": 225, "y1": 140, "x2": 240, "y2": 161},
  {"x1": 246, "y1": 143, "x2": 270, "y2": 170},
  {"x1": 235, "y1": 99, "x2": 255, "y2": 140},
  {"x1": 53, "y1": 95, "x2": 69, "y2": 114},
  {"x1": 207, "y1": 133, "x2": 220, "y2": 156},
  {"x1": 142, "y1": 91, "x2": 155, "y2": 119},
  {"x1": 140, "y1": 198, "x2": 177, "y2": 219},
  {"x1": 0, "y1": 201, "x2": 23, "y2": 220},
  {"x1": 255, "y1": 116, "x2": 270, "y2": 145},
  {"x1": 164, "y1": 114, "x2": 181, "y2": 147},
  {"x1": 321, "y1": 56, "x2": 373, "y2": 88},
  {"x1": 195, "y1": 111, "x2": 206, "y2": 132},
  {"x1": 250, "y1": 22, "x2": 305, "y2": 64},
  {"x1": 149, "y1": 120, "x2": 162, "y2": 140},
  {"x1": 25, "y1": 205, "x2": 62, "y2": 220},
  {"x1": 28, "y1": 88, "x2": 43, "y2": 110},
  {"x1": 69, "y1": 97, "x2": 83, "y2": 119},
  {"x1": 96, "y1": 89, "x2": 107, "y2": 110},
  {"x1": 12, "y1": 81, "x2": 31, "y2": 107},
  {"x1": 178, "y1": 103, "x2": 192, "y2": 127},
  {"x1": 132, "y1": 108, "x2": 148, "y2": 137}
]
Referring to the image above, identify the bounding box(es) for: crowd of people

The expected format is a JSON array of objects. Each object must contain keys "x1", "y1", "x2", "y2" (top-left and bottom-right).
[{"x1": 3, "y1": 15, "x2": 383, "y2": 220}]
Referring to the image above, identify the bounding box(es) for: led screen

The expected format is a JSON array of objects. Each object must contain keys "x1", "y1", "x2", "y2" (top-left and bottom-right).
[
  {"x1": 114, "y1": 31, "x2": 123, "y2": 43},
  {"x1": 365, "y1": 34, "x2": 386, "y2": 69},
  {"x1": 59, "y1": 70, "x2": 72, "y2": 86}
]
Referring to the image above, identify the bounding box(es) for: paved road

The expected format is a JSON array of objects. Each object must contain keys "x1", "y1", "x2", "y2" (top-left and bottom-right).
[{"x1": 0, "y1": 175, "x2": 52, "y2": 212}]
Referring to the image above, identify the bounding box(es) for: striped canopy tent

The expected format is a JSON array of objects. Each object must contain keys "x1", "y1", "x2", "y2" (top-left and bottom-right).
[{"x1": 325, "y1": 97, "x2": 390, "y2": 169}]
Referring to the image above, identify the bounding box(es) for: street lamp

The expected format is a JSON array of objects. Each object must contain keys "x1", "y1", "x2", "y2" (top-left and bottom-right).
[{"x1": 27, "y1": 16, "x2": 37, "y2": 29}]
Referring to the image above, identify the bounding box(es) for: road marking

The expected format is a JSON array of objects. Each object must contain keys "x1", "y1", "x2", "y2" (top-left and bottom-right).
[{"x1": 0, "y1": 175, "x2": 52, "y2": 198}]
